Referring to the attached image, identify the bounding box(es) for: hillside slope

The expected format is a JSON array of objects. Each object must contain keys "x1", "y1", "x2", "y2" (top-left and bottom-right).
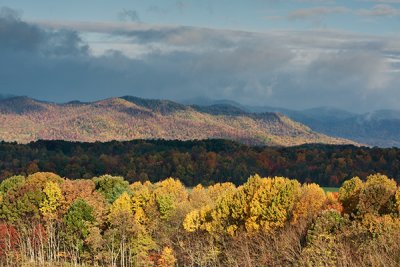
[{"x1": 0, "y1": 96, "x2": 355, "y2": 146}]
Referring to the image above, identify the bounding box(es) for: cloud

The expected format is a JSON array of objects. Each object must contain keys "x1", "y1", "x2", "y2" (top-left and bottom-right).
[
  {"x1": 306, "y1": 51, "x2": 391, "y2": 91},
  {"x1": 0, "y1": 7, "x2": 43, "y2": 52},
  {"x1": 288, "y1": 6, "x2": 350, "y2": 21},
  {"x1": 2, "y1": 7, "x2": 400, "y2": 112},
  {"x1": 118, "y1": 9, "x2": 141, "y2": 22},
  {"x1": 358, "y1": 4, "x2": 400, "y2": 16},
  {"x1": 0, "y1": 7, "x2": 88, "y2": 56}
]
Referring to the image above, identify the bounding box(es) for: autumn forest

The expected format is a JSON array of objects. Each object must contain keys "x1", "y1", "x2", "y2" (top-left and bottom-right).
[
  {"x1": 1, "y1": 140, "x2": 400, "y2": 266},
  {"x1": 1, "y1": 171, "x2": 400, "y2": 266}
]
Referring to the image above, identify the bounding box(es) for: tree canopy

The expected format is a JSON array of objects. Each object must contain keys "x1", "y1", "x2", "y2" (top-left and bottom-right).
[{"x1": 1, "y1": 172, "x2": 400, "y2": 266}]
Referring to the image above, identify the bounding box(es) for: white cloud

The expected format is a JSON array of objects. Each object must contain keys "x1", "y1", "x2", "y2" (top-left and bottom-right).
[
  {"x1": 359, "y1": 4, "x2": 400, "y2": 16},
  {"x1": 288, "y1": 6, "x2": 350, "y2": 20}
]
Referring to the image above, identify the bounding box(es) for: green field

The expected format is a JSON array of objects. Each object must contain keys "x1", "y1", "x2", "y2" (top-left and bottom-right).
[{"x1": 323, "y1": 187, "x2": 339, "y2": 192}]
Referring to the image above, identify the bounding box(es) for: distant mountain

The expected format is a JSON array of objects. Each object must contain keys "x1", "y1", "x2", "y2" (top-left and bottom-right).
[
  {"x1": 182, "y1": 97, "x2": 244, "y2": 108},
  {"x1": 272, "y1": 107, "x2": 400, "y2": 147},
  {"x1": 300, "y1": 112, "x2": 400, "y2": 148},
  {"x1": 230, "y1": 104, "x2": 400, "y2": 148},
  {"x1": 191, "y1": 104, "x2": 248, "y2": 116},
  {"x1": 363, "y1": 110, "x2": 400, "y2": 121},
  {"x1": 0, "y1": 96, "x2": 355, "y2": 146},
  {"x1": 300, "y1": 107, "x2": 357, "y2": 121},
  {"x1": 184, "y1": 98, "x2": 400, "y2": 147}
]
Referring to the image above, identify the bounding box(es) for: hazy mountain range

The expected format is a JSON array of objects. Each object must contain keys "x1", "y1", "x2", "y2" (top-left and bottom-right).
[
  {"x1": 184, "y1": 97, "x2": 400, "y2": 147},
  {"x1": 0, "y1": 96, "x2": 353, "y2": 146}
]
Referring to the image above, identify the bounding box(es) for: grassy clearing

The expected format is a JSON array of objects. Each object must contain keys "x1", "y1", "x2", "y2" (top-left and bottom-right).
[{"x1": 323, "y1": 187, "x2": 339, "y2": 192}]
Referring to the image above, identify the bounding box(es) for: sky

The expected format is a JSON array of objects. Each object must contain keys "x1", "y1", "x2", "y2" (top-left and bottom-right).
[{"x1": 0, "y1": 0, "x2": 399, "y2": 112}]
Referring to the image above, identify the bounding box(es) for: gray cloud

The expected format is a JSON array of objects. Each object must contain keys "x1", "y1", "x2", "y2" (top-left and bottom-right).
[
  {"x1": 0, "y1": 7, "x2": 88, "y2": 55},
  {"x1": 0, "y1": 7, "x2": 43, "y2": 52},
  {"x1": 2, "y1": 7, "x2": 400, "y2": 112}
]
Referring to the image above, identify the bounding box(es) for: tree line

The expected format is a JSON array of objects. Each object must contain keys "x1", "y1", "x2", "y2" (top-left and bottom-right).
[
  {"x1": 0, "y1": 139, "x2": 399, "y2": 186},
  {"x1": 1, "y1": 172, "x2": 400, "y2": 266}
]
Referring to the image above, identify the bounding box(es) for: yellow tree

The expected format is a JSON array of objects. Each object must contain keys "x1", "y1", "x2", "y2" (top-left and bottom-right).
[
  {"x1": 188, "y1": 183, "x2": 235, "y2": 212},
  {"x1": 152, "y1": 178, "x2": 189, "y2": 230},
  {"x1": 184, "y1": 175, "x2": 302, "y2": 236},
  {"x1": 339, "y1": 174, "x2": 397, "y2": 216},
  {"x1": 109, "y1": 192, "x2": 133, "y2": 225},
  {"x1": 244, "y1": 176, "x2": 301, "y2": 232},
  {"x1": 153, "y1": 179, "x2": 188, "y2": 209},
  {"x1": 39, "y1": 181, "x2": 64, "y2": 261},
  {"x1": 338, "y1": 176, "x2": 363, "y2": 215},
  {"x1": 108, "y1": 192, "x2": 134, "y2": 267},
  {"x1": 292, "y1": 183, "x2": 326, "y2": 224},
  {"x1": 358, "y1": 174, "x2": 397, "y2": 215},
  {"x1": 130, "y1": 182, "x2": 151, "y2": 214},
  {"x1": 40, "y1": 181, "x2": 63, "y2": 220}
]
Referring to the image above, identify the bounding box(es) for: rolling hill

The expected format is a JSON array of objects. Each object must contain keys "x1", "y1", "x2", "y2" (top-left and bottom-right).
[{"x1": 0, "y1": 96, "x2": 355, "y2": 146}]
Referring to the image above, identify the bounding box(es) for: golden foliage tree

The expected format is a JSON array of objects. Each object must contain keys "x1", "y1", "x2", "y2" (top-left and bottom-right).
[
  {"x1": 184, "y1": 175, "x2": 302, "y2": 235},
  {"x1": 292, "y1": 183, "x2": 326, "y2": 224},
  {"x1": 40, "y1": 181, "x2": 63, "y2": 221},
  {"x1": 339, "y1": 176, "x2": 363, "y2": 215}
]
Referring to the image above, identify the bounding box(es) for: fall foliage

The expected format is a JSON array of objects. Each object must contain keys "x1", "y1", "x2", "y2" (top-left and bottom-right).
[{"x1": 1, "y1": 172, "x2": 400, "y2": 266}]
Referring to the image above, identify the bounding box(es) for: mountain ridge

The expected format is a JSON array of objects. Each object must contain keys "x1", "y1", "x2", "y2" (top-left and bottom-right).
[{"x1": 0, "y1": 96, "x2": 355, "y2": 146}]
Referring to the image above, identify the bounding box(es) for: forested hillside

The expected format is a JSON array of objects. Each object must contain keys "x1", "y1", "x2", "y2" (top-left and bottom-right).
[
  {"x1": 0, "y1": 96, "x2": 353, "y2": 146},
  {"x1": 0, "y1": 139, "x2": 398, "y2": 187},
  {"x1": 1, "y1": 172, "x2": 400, "y2": 266}
]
